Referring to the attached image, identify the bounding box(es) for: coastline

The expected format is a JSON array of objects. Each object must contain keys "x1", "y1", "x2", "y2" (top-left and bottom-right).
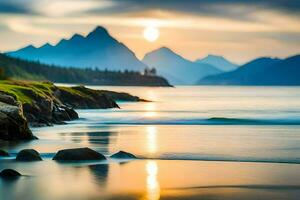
[
  {"x1": 1, "y1": 158, "x2": 300, "y2": 200},
  {"x1": 1, "y1": 85, "x2": 300, "y2": 200},
  {"x1": 0, "y1": 80, "x2": 147, "y2": 140}
]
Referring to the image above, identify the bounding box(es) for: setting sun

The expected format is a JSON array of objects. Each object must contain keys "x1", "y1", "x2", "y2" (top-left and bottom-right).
[{"x1": 143, "y1": 26, "x2": 159, "y2": 42}]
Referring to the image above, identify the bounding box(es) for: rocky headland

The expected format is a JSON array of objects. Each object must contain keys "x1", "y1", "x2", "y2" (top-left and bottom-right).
[{"x1": 0, "y1": 80, "x2": 146, "y2": 141}]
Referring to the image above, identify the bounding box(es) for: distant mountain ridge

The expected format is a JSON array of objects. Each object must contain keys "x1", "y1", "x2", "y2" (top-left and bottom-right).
[
  {"x1": 0, "y1": 53, "x2": 171, "y2": 86},
  {"x1": 7, "y1": 26, "x2": 147, "y2": 71},
  {"x1": 196, "y1": 55, "x2": 238, "y2": 71},
  {"x1": 198, "y1": 55, "x2": 300, "y2": 85},
  {"x1": 142, "y1": 47, "x2": 222, "y2": 85}
]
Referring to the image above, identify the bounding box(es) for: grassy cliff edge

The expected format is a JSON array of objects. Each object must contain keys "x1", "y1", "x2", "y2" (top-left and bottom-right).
[{"x1": 0, "y1": 80, "x2": 146, "y2": 140}]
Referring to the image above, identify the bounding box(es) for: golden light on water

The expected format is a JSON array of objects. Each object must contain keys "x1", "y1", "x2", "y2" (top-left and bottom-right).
[
  {"x1": 146, "y1": 126, "x2": 158, "y2": 154},
  {"x1": 144, "y1": 161, "x2": 160, "y2": 200},
  {"x1": 143, "y1": 26, "x2": 159, "y2": 42},
  {"x1": 144, "y1": 103, "x2": 157, "y2": 118}
]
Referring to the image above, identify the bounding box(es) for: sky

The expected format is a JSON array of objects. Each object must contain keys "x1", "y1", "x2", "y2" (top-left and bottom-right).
[{"x1": 0, "y1": 0, "x2": 300, "y2": 64}]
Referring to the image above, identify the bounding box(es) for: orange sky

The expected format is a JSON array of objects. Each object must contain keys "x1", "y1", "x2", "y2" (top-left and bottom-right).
[{"x1": 0, "y1": 0, "x2": 300, "y2": 64}]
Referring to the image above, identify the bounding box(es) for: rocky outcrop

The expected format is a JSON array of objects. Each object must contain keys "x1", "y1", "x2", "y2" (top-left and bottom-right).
[
  {"x1": 0, "y1": 169, "x2": 22, "y2": 179},
  {"x1": 55, "y1": 86, "x2": 120, "y2": 109},
  {"x1": 0, "y1": 81, "x2": 121, "y2": 127},
  {"x1": 0, "y1": 80, "x2": 146, "y2": 140},
  {"x1": 0, "y1": 95, "x2": 35, "y2": 141},
  {"x1": 111, "y1": 151, "x2": 136, "y2": 159},
  {"x1": 53, "y1": 147, "x2": 106, "y2": 161},
  {"x1": 16, "y1": 149, "x2": 43, "y2": 161}
]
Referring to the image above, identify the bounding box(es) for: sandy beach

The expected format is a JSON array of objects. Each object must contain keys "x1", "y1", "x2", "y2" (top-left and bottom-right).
[{"x1": 1, "y1": 159, "x2": 300, "y2": 200}]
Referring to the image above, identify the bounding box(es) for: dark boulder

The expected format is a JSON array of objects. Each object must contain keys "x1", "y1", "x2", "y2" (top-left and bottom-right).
[
  {"x1": 0, "y1": 150, "x2": 10, "y2": 157},
  {"x1": 111, "y1": 151, "x2": 136, "y2": 159},
  {"x1": 53, "y1": 147, "x2": 106, "y2": 161},
  {"x1": 16, "y1": 149, "x2": 43, "y2": 161},
  {"x1": 0, "y1": 169, "x2": 22, "y2": 179}
]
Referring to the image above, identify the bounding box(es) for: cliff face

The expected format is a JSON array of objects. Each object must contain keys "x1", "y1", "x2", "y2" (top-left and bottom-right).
[{"x1": 0, "y1": 94, "x2": 34, "y2": 140}]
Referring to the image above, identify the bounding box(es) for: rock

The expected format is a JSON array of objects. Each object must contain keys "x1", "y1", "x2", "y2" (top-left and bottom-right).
[
  {"x1": 1, "y1": 81, "x2": 145, "y2": 129},
  {"x1": 0, "y1": 150, "x2": 10, "y2": 157},
  {"x1": 111, "y1": 151, "x2": 136, "y2": 159},
  {"x1": 52, "y1": 104, "x2": 78, "y2": 122},
  {"x1": 56, "y1": 86, "x2": 121, "y2": 109},
  {"x1": 0, "y1": 100, "x2": 35, "y2": 141},
  {"x1": 0, "y1": 94, "x2": 18, "y2": 106},
  {"x1": 0, "y1": 169, "x2": 22, "y2": 179},
  {"x1": 53, "y1": 147, "x2": 106, "y2": 161},
  {"x1": 16, "y1": 149, "x2": 43, "y2": 161}
]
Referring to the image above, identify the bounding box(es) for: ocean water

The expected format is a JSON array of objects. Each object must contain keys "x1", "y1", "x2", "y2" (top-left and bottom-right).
[
  {"x1": 2, "y1": 86, "x2": 300, "y2": 163},
  {"x1": 1, "y1": 86, "x2": 300, "y2": 200}
]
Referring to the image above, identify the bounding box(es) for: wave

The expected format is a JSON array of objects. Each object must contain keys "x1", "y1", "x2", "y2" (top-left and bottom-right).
[{"x1": 93, "y1": 117, "x2": 300, "y2": 126}]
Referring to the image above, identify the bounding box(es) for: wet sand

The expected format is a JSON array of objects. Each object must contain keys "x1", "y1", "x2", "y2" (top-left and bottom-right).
[{"x1": 1, "y1": 159, "x2": 300, "y2": 200}]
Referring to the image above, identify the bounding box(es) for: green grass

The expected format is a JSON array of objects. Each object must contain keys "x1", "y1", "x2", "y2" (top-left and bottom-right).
[
  {"x1": 0, "y1": 80, "x2": 55, "y2": 104},
  {"x1": 58, "y1": 86, "x2": 89, "y2": 98}
]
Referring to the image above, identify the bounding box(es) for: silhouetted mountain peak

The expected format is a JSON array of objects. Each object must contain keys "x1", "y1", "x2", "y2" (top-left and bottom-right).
[
  {"x1": 158, "y1": 46, "x2": 172, "y2": 52},
  {"x1": 7, "y1": 25, "x2": 147, "y2": 71},
  {"x1": 87, "y1": 26, "x2": 110, "y2": 38},
  {"x1": 143, "y1": 46, "x2": 222, "y2": 85},
  {"x1": 70, "y1": 33, "x2": 84, "y2": 40},
  {"x1": 22, "y1": 45, "x2": 36, "y2": 51},
  {"x1": 40, "y1": 43, "x2": 52, "y2": 49},
  {"x1": 146, "y1": 47, "x2": 182, "y2": 59},
  {"x1": 244, "y1": 57, "x2": 280, "y2": 66},
  {"x1": 196, "y1": 54, "x2": 238, "y2": 71}
]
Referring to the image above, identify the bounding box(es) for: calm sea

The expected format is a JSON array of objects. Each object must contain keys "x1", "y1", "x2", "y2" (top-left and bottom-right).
[{"x1": 1, "y1": 86, "x2": 300, "y2": 200}]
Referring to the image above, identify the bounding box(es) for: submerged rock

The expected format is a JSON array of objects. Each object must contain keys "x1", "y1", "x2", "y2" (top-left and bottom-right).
[
  {"x1": 0, "y1": 169, "x2": 21, "y2": 179},
  {"x1": 53, "y1": 147, "x2": 106, "y2": 161},
  {"x1": 111, "y1": 151, "x2": 136, "y2": 159},
  {"x1": 0, "y1": 149, "x2": 10, "y2": 157},
  {"x1": 16, "y1": 149, "x2": 43, "y2": 161}
]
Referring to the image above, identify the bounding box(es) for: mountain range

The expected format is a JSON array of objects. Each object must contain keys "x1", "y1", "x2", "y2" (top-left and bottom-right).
[
  {"x1": 7, "y1": 26, "x2": 229, "y2": 85},
  {"x1": 7, "y1": 26, "x2": 147, "y2": 71},
  {"x1": 142, "y1": 47, "x2": 222, "y2": 85},
  {"x1": 0, "y1": 53, "x2": 171, "y2": 86},
  {"x1": 198, "y1": 55, "x2": 300, "y2": 85},
  {"x1": 6, "y1": 25, "x2": 300, "y2": 86}
]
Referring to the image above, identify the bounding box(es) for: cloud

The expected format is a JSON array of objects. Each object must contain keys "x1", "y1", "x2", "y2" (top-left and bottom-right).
[
  {"x1": 0, "y1": 0, "x2": 34, "y2": 14},
  {"x1": 1, "y1": 0, "x2": 300, "y2": 19},
  {"x1": 109, "y1": 0, "x2": 300, "y2": 15}
]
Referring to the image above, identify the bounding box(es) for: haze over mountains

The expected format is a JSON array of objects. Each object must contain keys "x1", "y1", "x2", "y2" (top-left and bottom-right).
[
  {"x1": 6, "y1": 25, "x2": 300, "y2": 86},
  {"x1": 142, "y1": 47, "x2": 222, "y2": 85},
  {"x1": 198, "y1": 55, "x2": 300, "y2": 85},
  {"x1": 7, "y1": 26, "x2": 147, "y2": 71},
  {"x1": 196, "y1": 55, "x2": 238, "y2": 71}
]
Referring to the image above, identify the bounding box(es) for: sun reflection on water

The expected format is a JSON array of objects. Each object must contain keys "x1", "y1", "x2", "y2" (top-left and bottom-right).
[
  {"x1": 144, "y1": 103, "x2": 157, "y2": 118},
  {"x1": 143, "y1": 161, "x2": 160, "y2": 200},
  {"x1": 146, "y1": 126, "x2": 158, "y2": 154}
]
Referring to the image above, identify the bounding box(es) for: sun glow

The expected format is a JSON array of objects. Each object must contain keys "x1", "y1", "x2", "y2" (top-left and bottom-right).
[
  {"x1": 143, "y1": 26, "x2": 159, "y2": 42},
  {"x1": 146, "y1": 126, "x2": 158, "y2": 154},
  {"x1": 145, "y1": 161, "x2": 160, "y2": 200}
]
